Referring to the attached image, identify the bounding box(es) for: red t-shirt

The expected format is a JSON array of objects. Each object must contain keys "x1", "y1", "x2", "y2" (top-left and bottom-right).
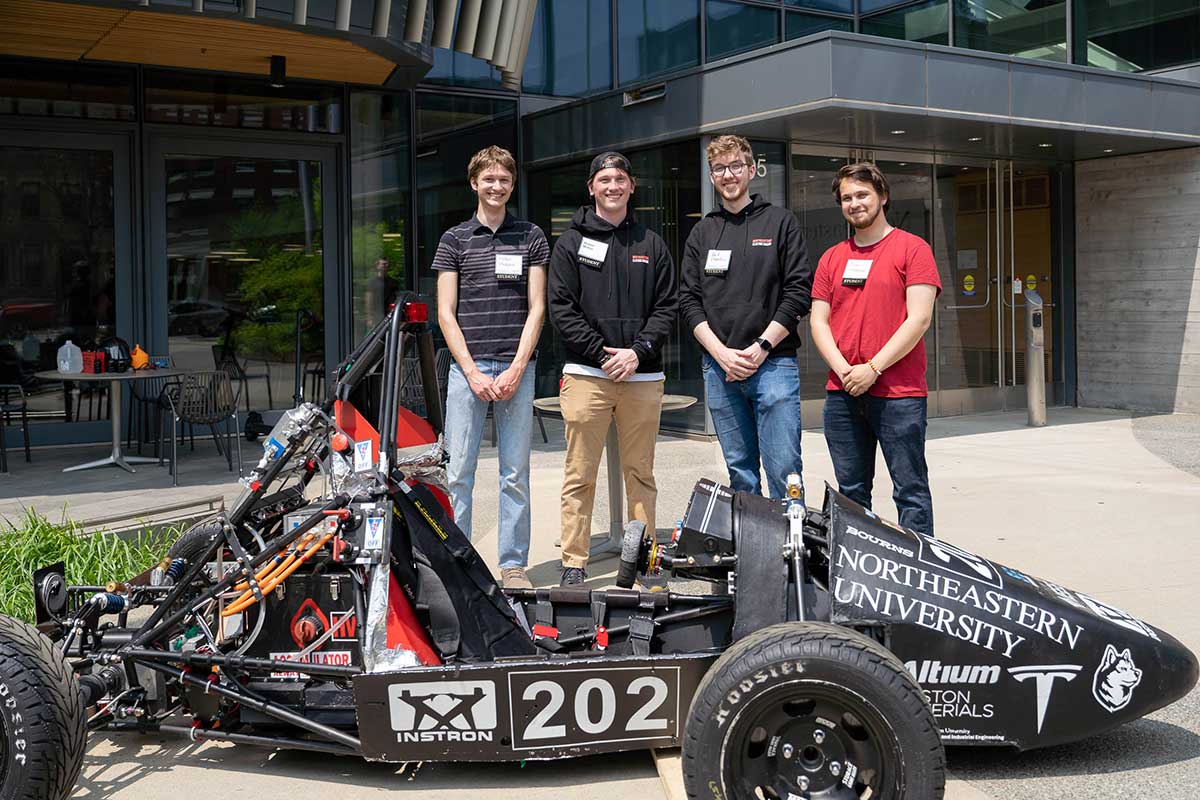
[{"x1": 812, "y1": 228, "x2": 942, "y2": 398}]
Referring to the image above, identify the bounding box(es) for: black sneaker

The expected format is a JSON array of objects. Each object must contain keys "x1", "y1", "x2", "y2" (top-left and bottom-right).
[{"x1": 560, "y1": 567, "x2": 586, "y2": 587}]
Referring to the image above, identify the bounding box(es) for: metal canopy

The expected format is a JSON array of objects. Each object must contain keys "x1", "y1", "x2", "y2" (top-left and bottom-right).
[{"x1": 524, "y1": 31, "x2": 1200, "y2": 167}]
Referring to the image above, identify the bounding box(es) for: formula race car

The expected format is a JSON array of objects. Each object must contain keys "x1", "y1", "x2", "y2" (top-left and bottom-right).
[{"x1": 4, "y1": 298, "x2": 1195, "y2": 800}]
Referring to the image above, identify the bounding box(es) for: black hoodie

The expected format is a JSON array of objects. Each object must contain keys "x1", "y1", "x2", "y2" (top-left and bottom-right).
[
  {"x1": 679, "y1": 194, "x2": 812, "y2": 356},
  {"x1": 548, "y1": 207, "x2": 678, "y2": 374}
]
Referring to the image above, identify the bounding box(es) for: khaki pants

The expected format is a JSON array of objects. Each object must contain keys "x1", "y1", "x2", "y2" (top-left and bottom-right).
[{"x1": 559, "y1": 374, "x2": 664, "y2": 569}]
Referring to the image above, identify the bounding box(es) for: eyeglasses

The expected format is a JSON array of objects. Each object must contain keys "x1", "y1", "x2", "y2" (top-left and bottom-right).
[{"x1": 709, "y1": 161, "x2": 750, "y2": 178}]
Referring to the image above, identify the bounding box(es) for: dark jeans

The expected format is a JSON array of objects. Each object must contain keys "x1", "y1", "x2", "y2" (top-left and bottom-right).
[{"x1": 823, "y1": 390, "x2": 934, "y2": 535}]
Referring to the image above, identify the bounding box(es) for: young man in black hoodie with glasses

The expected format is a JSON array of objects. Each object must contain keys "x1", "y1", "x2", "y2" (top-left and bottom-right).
[
  {"x1": 547, "y1": 151, "x2": 678, "y2": 586},
  {"x1": 680, "y1": 135, "x2": 813, "y2": 500}
]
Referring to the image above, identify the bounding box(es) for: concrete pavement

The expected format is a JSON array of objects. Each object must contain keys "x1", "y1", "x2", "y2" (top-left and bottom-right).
[{"x1": 9, "y1": 407, "x2": 1195, "y2": 799}]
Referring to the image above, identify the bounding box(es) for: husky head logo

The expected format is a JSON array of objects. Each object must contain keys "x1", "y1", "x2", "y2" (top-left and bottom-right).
[{"x1": 1092, "y1": 645, "x2": 1142, "y2": 713}]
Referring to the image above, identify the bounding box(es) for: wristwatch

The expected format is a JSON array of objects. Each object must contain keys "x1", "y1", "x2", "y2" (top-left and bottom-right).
[{"x1": 755, "y1": 337, "x2": 772, "y2": 353}]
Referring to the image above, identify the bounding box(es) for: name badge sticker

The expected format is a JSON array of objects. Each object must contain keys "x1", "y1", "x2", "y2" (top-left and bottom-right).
[
  {"x1": 704, "y1": 249, "x2": 732, "y2": 274},
  {"x1": 842, "y1": 259, "x2": 873, "y2": 286},
  {"x1": 495, "y1": 253, "x2": 523, "y2": 280},
  {"x1": 577, "y1": 237, "x2": 609, "y2": 265}
]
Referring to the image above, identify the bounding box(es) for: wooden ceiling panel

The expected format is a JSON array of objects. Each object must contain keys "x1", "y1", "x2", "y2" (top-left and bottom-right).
[
  {"x1": 0, "y1": 0, "x2": 126, "y2": 61},
  {"x1": 0, "y1": 1, "x2": 397, "y2": 85},
  {"x1": 87, "y1": 9, "x2": 396, "y2": 84}
]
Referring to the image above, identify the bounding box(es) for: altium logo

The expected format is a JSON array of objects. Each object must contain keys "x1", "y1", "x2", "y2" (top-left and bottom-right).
[{"x1": 905, "y1": 660, "x2": 1001, "y2": 685}]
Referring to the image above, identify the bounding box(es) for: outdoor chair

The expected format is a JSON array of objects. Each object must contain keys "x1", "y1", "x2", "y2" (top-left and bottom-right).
[
  {"x1": 305, "y1": 360, "x2": 326, "y2": 403},
  {"x1": 158, "y1": 370, "x2": 241, "y2": 486},
  {"x1": 0, "y1": 383, "x2": 31, "y2": 473},
  {"x1": 126, "y1": 360, "x2": 180, "y2": 454},
  {"x1": 212, "y1": 344, "x2": 272, "y2": 413}
]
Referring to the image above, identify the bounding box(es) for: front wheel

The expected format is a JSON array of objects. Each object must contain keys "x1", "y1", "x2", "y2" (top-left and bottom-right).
[
  {"x1": 0, "y1": 614, "x2": 86, "y2": 800},
  {"x1": 682, "y1": 622, "x2": 944, "y2": 800}
]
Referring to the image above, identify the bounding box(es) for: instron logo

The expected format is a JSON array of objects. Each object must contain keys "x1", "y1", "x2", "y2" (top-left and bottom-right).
[
  {"x1": 1007, "y1": 664, "x2": 1082, "y2": 734},
  {"x1": 388, "y1": 680, "x2": 497, "y2": 743}
]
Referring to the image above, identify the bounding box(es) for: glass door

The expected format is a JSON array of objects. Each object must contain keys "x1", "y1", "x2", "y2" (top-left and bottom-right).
[
  {"x1": 148, "y1": 137, "x2": 339, "y2": 413},
  {"x1": 0, "y1": 129, "x2": 133, "y2": 444},
  {"x1": 933, "y1": 159, "x2": 1053, "y2": 414},
  {"x1": 934, "y1": 160, "x2": 1005, "y2": 414}
]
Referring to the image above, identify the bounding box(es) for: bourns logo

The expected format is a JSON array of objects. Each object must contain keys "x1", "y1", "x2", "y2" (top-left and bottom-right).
[
  {"x1": 751, "y1": 238, "x2": 773, "y2": 247},
  {"x1": 631, "y1": 255, "x2": 650, "y2": 264}
]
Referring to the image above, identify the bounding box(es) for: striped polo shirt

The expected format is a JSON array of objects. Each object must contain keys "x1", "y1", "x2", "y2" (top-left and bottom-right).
[{"x1": 432, "y1": 212, "x2": 550, "y2": 360}]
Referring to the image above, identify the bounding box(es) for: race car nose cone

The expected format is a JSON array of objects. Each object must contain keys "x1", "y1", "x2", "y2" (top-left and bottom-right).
[{"x1": 1132, "y1": 628, "x2": 1199, "y2": 718}]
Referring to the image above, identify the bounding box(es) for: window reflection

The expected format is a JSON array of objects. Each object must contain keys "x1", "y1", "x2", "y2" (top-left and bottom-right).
[
  {"x1": 707, "y1": 0, "x2": 780, "y2": 61},
  {"x1": 954, "y1": 0, "x2": 1066, "y2": 61},
  {"x1": 351, "y1": 91, "x2": 411, "y2": 337},
  {"x1": 1074, "y1": 0, "x2": 1200, "y2": 72},
  {"x1": 524, "y1": 0, "x2": 612, "y2": 96},
  {"x1": 144, "y1": 70, "x2": 342, "y2": 133},
  {"x1": 863, "y1": 0, "x2": 949, "y2": 45},
  {"x1": 786, "y1": 11, "x2": 853, "y2": 40},
  {"x1": 0, "y1": 147, "x2": 116, "y2": 422},
  {"x1": 618, "y1": 0, "x2": 701, "y2": 85},
  {"x1": 166, "y1": 157, "x2": 326, "y2": 411}
]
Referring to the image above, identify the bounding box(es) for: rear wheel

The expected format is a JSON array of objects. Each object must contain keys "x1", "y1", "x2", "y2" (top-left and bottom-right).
[
  {"x1": 0, "y1": 614, "x2": 86, "y2": 800},
  {"x1": 682, "y1": 622, "x2": 944, "y2": 800}
]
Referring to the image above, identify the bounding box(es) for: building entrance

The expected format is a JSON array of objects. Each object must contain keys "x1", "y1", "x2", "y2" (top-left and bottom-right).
[{"x1": 789, "y1": 147, "x2": 1056, "y2": 421}]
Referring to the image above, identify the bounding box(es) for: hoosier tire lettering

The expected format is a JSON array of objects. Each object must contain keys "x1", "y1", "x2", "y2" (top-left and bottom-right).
[
  {"x1": 714, "y1": 661, "x2": 804, "y2": 727},
  {"x1": 0, "y1": 614, "x2": 87, "y2": 800}
]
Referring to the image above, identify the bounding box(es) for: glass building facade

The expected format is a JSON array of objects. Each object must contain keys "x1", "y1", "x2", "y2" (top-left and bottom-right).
[{"x1": 2, "y1": 0, "x2": 1198, "y2": 446}]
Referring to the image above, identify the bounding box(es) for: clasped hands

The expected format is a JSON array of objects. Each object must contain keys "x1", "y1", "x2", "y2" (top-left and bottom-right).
[
  {"x1": 839, "y1": 363, "x2": 880, "y2": 396},
  {"x1": 716, "y1": 343, "x2": 768, "y2": 382},
  {"x1": 467, "y1": 363, "x2": 525, "y2": 401}
]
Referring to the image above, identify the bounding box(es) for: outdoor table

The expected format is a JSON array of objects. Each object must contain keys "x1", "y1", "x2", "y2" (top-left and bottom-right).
[
  {"x1": 35, "y1": 369, "x2": 188, "y2": 474},
  {"x1": 532, "y1": 393, "x2": 697, "y2": 556}
]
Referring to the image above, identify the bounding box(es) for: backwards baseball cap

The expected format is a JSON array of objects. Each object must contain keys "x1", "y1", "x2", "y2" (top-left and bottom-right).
[{"x1": 588, "y1": 151, "x2": 633, "y2": 181}]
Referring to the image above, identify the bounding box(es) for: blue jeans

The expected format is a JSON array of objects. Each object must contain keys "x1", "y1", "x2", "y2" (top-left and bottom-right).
[
  {"x1": 445, "y1": 359, "x2": 535, "y2": 568},
  {"x1": 703, "y1": 354, "x2": 802, "y2": 499},
  {"x1": 823, "y1": 390, "x2": 934, "y2": 535}
]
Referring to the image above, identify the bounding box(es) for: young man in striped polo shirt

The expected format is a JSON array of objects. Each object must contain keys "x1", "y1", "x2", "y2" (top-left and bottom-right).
[{"x1": 434, "y1": 146, "x2": 549, "y2": 589}]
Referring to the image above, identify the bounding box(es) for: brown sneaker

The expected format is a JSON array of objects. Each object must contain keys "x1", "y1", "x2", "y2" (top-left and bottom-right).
[{"x1": 501, "y1": 567, "x2": 533, "y2": 590}]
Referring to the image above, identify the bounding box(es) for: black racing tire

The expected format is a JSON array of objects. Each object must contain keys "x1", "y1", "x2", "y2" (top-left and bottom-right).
[
  {"x1": 682, "y1": 622, "x2": 945, "y2": 800},
  {"x1": 167, "y1": 519, "x2": 223, "y2": 565},
  {"x1": 0, "y1": 614, "x2": 86, "y2": 800}
]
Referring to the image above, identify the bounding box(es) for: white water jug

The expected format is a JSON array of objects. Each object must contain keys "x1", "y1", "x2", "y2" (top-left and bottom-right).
[{"x1": 57, "y1": 340, "x2": 83, "y2": 374}]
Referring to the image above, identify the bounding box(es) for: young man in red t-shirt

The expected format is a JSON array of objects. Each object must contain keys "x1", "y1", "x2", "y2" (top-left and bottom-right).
[{"x1": 810, "y1": 163, "x2": 942, "y2": 534}]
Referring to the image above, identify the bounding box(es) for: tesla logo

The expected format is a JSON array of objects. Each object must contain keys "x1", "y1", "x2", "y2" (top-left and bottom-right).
[
  {"x1": 388, "y1": 680, "x2": 497, "y2": 743},
  {"x1": 1007, "y1": 664, "x2": 1082, "y2": 733}
]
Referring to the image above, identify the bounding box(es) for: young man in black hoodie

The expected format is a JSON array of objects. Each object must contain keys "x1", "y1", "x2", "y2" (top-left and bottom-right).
[
  {"x1": 547, "y1": 151, "x2": 678, "y2": 586},
  {"x1": 680, "y1": 135, "x2": 813, "y2": 499}
]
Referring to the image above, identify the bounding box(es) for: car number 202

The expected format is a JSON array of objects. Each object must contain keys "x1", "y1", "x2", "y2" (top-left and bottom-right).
[{"x1": 508, "y1": 667, "x2": 680, "y2": 750}]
